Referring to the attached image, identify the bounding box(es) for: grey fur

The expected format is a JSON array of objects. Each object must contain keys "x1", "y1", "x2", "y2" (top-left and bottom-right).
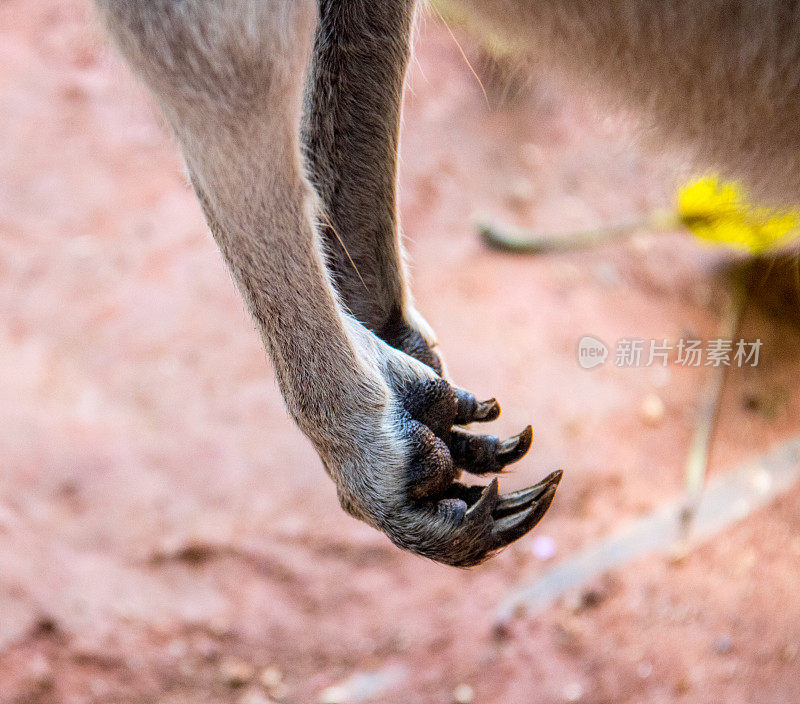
[{"x1": 95, "y1": 0, "x2": 799, "y2": 566}]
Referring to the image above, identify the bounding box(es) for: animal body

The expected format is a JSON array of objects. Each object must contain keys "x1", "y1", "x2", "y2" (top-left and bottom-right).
[{"x1": 96, "y1": 0, "x2": 800, "y2": 566}]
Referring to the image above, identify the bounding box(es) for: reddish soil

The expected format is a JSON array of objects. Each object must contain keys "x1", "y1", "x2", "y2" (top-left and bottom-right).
[{"x1": 1, "y1": 2, "x2": 799, "y2": 703}]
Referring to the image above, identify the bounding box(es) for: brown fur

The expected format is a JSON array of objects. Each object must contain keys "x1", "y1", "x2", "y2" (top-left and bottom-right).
[{"x1": 459, "y1": 0, "x2": 800, "y2": 206}]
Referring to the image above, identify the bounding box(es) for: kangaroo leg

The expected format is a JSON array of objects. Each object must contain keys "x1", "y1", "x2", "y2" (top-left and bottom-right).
[
  {"x1": 96, "y1": 0, "x2": 561, "y2": 566},
  {"x1": 303, "y1": 0, "x2": 536, "y2": 497},
  {"x1": 302, "y1": 0, "x2": 453, "y2": 377}
]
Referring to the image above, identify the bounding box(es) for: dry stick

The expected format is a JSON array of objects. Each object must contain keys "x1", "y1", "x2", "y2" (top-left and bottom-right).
[
  {"x1": 676, "y1": 266, "x2": 749, "y2": 545},
  {"x1": 494, "y1": 433, "x2": 800, "y2": 626},
  {"x1": 480, "y1": 208, "x2": 755, "y2": 546},
  {"x1": 478, "y1": 209, "x2": 681, "y2": 254}
]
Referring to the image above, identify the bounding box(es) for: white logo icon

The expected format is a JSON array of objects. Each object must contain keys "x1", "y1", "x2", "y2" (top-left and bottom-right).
[{"x1": 577, "y1": 336, "x2": 609, "y2": 369}]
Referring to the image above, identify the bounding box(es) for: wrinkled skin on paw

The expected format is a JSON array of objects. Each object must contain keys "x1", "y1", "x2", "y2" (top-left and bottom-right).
[
  {"x1": 379, "y1": 305, "x2": 444, "y2": 375},
  {"x1": 325, "y1": 320, "x2": 562, "y2": 568}
]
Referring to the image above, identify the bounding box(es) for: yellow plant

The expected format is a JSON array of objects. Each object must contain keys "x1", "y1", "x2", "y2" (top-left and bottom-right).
[{"x1": 677, "y1": 176, "x2": 800, "y2": 254}]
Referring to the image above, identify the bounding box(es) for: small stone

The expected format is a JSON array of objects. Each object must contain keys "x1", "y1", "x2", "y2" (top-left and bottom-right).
[
  {"x1": 260, "y1": 666, "x2": 283, "y2": 690},
  {"x1": 318, "y1": 665, "x2": 406, "y2": 703},
  {"x1": 563, "y1": 682, "x2": 583, "y2": 702},
  {"x1": 220, "y1": 658, "x2": 255, "y2": 687},
  {"x1": 713, "y1": 635, "x2": 733, "y2": 655},
  {"x1": 641, "y1": 394, "x2": 665, "y2": 425},
  {"x1": 453, "y1": 684, "x2": 474, "y2": 703},
  {"x1": 531, "y1": 535, "x2": 557, "y2": 561},
  {"x1": 491, "y1": 621, "x2": 511, "y2": 642},
  {"x1": 580, "y1": 585, "x2": 605, "y2": 609}
]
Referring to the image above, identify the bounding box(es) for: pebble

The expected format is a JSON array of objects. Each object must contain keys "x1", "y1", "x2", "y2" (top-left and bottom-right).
[
  {"x1": 531, "y1": 535, "x2": 557, "y2": 561},
  {"x1": 453, "y1": 684, "x2": 474, "y2": 703},
  {"x1": 563, "y1": 682, "x2": 583, "y2": 702},
  {"x1": 259, "y1": 666, "x2": 283, "y2": 690},
  {"x1": 220, "y1": 658, "x2": 255, "y2": 687},
  {"x1": 713, "y1": 635, "x2": 733, "y2": 655},
  {"x1": 640, "y1": 393, "x2": 665, "y2": 425}
]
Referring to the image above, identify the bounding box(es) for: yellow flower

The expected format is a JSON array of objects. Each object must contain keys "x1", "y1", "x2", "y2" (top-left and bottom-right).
[{"x1": 677, "y1": 176, "x2": 800, "y2": 254}]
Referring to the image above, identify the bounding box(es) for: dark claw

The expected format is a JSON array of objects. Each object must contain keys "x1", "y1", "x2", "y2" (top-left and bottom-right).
[
  {"x1": 493, "y1": 469, "x2": 563, "y2": 519},
  {"x1": 449, "y1": 425, "x2": 532, "y2": 475},
  {"x1": 401, "y1": 471, "x2": 562, "y2": 567},
  {"x1": 390, "y1": 375, "x2": 560, "y2": 566},
  {"x1": 473, "y1": 398, "x2": 501, "y2": 422},
  {"x1": 496, "y1": 425, "x2": 533, "y2": 466},
  {"x1": 492, "y1": 482, "x2": 559, "y2": 547},
  {"x1": 453, "y1": 389, "x2": 501, "y2": 425},
  {"x1": 465, "y1": 478, "x2": 499, "y2": 523}
]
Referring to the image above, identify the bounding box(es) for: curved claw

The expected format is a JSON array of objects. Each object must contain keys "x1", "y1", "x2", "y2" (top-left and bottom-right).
[
  {"x1": 473, "y1": 398, "x2": 501, "y2": 422},
  {"x1": 449, "y1": 425, "x2": 533, "y2": 475},
  {"x1": 465, "y1": 477, "x2": 499, "y2": 523},
  {"x1": 493, "y1": 469, "x2": 563, "y2": 519},
  {"x1": 492, "y1": 482, "x2": 559, "y2": 548},
  {"x1": 388, "y1": 375, "x2": 560, "y2": 566},
  {"x1": 453, "y1": 389, "x2": 501, "y2": 425},
  {"x1": 420, "y1": 471, "x2": 562, "y2": 567},
  {"x1": 496, "y1": 425, "x2": 533, "y2": 467}
]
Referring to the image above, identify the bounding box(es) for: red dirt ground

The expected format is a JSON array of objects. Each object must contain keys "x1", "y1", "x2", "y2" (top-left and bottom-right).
[{"x1": 1, "y1": 2, "x2": 799, "y2": 703}]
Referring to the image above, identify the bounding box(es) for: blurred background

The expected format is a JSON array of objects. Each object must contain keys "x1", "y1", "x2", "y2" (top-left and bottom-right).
[{"x1": 1, "y1": 2, "x2": 800, "y2": 703}]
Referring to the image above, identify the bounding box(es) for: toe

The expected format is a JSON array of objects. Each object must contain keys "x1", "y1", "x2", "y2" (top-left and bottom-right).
[
  {"x1": 405, "y1": 419, "x2": 458, "y2": 500},
  {"x1": 449, "y1": 425, "x2": 533, "y2": 475},
  {"x1": 492, "y1": 481, "x2": 559, "y2": 548},
  {"x1": 453, "y1": 388, "x2": 501, "y2": 424},
  {"x1": 493, "y1": 468, "x2": 561, "y2": 518}
]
